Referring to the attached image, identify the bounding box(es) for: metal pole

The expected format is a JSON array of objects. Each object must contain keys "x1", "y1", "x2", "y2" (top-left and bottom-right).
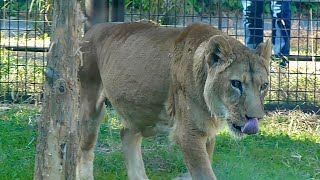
[
  {"x1": 112, "y1": 0, "x2": 125, "y2": 22},
  {"x1": 84, "y1": 0, "x2": 108, "y2": 32},
  {"x1": 218, "y1": 0, "x2": 222, "y2": 30}
]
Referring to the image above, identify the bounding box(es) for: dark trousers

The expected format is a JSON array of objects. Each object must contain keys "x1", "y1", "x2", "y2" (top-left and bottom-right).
[{"x1": 242, "y1": 1, "x2": 291, "y2": 55}]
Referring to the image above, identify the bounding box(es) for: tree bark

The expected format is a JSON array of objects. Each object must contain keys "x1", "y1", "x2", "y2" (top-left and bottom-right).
[{"x1": 34, "y1": 0, "x2": 83, "y2": 179}]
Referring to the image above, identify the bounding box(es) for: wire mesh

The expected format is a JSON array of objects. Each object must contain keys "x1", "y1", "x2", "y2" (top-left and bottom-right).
[
  {"x1": 124, "y1": 0, "x2": 320, "y2": 110},
  {"x1": 0, "y1": 0, "x2": 50, "y2": 103},
  {"x1": 0, "y1": 0, "x2": 319, "y2": 111}
]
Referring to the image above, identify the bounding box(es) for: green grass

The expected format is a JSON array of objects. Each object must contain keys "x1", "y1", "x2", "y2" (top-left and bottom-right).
[
  {"x1": 0, "y1": 106, "x2": 319, "y2": 180},
  {"x1": 0, "y1": 106, "x2": 40, "y2": 179}
]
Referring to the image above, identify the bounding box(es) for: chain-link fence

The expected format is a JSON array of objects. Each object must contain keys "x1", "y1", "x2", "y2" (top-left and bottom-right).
[
  {"x1": 1, "y1": 0, "x2": 319, "y2": 111},
  {"x1": 0, "y1": 0, "x2": 50, "y2": 103}
]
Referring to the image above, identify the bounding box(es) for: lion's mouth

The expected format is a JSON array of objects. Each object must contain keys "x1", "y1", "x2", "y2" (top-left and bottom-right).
[
  {"x1": 231, "y1": 123, "x2": 242, "y2": 131},
  {"x1": 229, "y1": 118, "x2": 259, "y2": 136}
]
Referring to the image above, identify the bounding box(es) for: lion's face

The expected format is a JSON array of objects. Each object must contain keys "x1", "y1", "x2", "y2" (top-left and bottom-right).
[{"x1": 202, "y1": 36, "x2": 272, "y2": 137}]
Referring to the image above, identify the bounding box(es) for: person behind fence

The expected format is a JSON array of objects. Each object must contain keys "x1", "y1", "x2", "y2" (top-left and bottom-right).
[{"x1": 242, "y1": 0, "x2": 291, "y2": 67}]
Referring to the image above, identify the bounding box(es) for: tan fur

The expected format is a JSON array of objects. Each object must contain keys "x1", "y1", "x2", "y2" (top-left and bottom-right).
[{"x1": 78, "y1": 22, "x2": 272, "y2": 179}]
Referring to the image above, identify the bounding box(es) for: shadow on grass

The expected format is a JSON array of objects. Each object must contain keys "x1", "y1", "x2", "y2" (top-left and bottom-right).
[
  {"x1": 0, "y1": 107, "x2": 318, "y2": 180},
  {"x1": 94, "y1": 124, "x2": 320, "y2": 180},
  {"x1": 0, "y1": 107, "x2": 39, "y2": 180}
]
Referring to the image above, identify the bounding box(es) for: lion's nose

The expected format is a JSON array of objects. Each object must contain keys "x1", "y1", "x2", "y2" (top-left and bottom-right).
[
  {"x1": 245, "y1": 98, "x2": 265, "y2": 119},
  {"x1": 245, "y1": 114, "x2": 264, "y2": 120}
]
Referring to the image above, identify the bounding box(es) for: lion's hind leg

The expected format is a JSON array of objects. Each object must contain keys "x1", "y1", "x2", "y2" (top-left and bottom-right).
[
  {"x1": 78, "y1": 90, "x2": 105, "y2": 179},
  {"x1": 121, "y1": 128, "x2": 148, "y2": 180},
  {"x1": 77, "y1": 57, "x2": 106, "y2": 179}
]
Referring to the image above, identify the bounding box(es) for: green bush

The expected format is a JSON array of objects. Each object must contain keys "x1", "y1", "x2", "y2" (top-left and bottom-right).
[{"x1": 0, "y1": 0, "x2": 51, "y2": 13}]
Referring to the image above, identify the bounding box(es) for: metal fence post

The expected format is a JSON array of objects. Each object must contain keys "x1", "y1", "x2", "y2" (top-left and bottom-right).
[
  {"x1": 218, "y1": 0, "x2": 222, "y2": 30},
  {"x1": 84, "y1": 0, "x2": 109, "y2": 32},
  {"x1": 112, "y1": 0, "x2": 125, "y2": 22}
]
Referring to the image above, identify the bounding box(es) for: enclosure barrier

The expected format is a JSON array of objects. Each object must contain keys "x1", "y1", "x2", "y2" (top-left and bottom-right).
[{"x1": 0, "y1": 0, "x2": 319, "y2": 112}]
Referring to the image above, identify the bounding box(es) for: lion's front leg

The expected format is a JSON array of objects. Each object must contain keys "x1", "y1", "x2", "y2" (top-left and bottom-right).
[
  {"x1": 173, "y1": 126, "x2": 217, "y2": 180},
  {"x1": 169, "y1": 93, "x2": 217, "y2": 180},
  {"x1": 173, "y1": 137, "x2": 216, "y2": 180},
  {"x1": 206, "y1": 137, "x2": 216, "y2": 163}
]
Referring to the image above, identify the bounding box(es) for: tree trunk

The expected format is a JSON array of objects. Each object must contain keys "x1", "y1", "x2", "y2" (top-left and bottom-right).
[{"x1": 34, "y1": 0, "x2": 83, "y2": 179}]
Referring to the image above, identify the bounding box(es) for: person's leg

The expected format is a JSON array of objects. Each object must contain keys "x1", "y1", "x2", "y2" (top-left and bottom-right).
[
  {"x1": 242, "y1": 0, "x2": 264, "y2": 49},
  {"x1": 271, "y1": 1, "x2": 291, "y2": 56}
]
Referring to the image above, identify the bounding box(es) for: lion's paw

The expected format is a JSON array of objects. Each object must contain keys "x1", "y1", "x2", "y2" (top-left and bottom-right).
[{"x1": 172, "y1": 172, "x2": 192, "y2": 180}]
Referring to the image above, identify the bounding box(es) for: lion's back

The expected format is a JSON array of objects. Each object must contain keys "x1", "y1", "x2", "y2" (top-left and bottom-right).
[{"x1": 86, "y1": 22, "x2": 182, "y2": 128}]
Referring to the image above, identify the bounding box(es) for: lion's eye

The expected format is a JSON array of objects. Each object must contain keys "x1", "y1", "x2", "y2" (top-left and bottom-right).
[
  {"x1": 231, "y1": 80, "x2": 242, "y2": 92},
  {"x1": 261, "y1": 83, "x2": 269, "y2": 91}
]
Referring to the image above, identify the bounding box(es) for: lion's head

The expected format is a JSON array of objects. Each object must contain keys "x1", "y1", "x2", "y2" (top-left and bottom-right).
[{"x1": 196, "y1": 35, "x2": 272, "y2": 137}]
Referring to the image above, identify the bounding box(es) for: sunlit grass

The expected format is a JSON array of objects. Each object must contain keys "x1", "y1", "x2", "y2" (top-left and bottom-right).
[
  {"x1": 1, "y1": 84, "x2": 320, "y2": 179},
  {"x1": 0, "y1": 34, "x2": 50, "y2": 48},
  {"x1": 94, "y1": 109, "x2": 320, "y2": 180}
]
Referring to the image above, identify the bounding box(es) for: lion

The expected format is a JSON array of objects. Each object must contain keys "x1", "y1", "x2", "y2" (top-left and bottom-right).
[{"x1": 77, "y1": 22, "x2": 272, "y2": 180}]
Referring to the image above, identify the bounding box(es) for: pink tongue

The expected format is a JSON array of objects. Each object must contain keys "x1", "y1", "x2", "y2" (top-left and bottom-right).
[{"x1": 241, "y1": 118, "x2": 259, "y2": 134}]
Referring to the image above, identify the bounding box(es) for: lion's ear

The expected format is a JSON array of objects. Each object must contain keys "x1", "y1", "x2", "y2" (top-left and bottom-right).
[
  {"x1": 256, "y1": 39, "x2": 272, "y2": 61},
  {"x1": 206, "y1": 35, "x2": 234, "y2": 67}
]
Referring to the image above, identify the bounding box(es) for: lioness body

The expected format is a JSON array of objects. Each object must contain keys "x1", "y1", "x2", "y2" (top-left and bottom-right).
[
  {"x1": 78, "y1": 22, "x2": 272, "y2": 179},
  {"x1": 86, "y1": 23, "x2": 180, "y2": 132}
]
